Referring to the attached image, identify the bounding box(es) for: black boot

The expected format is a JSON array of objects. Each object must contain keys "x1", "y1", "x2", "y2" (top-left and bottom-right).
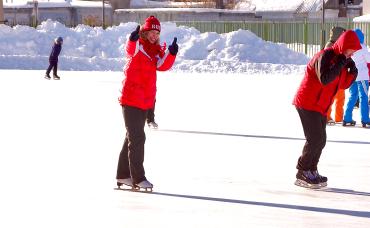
[
  {"x1": 295, "y1": 170, "x2": 320, "y2": 188},
  {"x1": 312, "y1": 170, "x2": 327, "y2": 187}
]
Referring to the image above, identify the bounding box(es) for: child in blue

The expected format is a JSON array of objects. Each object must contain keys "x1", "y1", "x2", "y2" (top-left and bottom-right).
[
  {"x1": 45, "y1": 37, "x2": 63, "y2": 80},
  {"x1": 343, "y1": 29, "x2": 370, "y2": 128}
]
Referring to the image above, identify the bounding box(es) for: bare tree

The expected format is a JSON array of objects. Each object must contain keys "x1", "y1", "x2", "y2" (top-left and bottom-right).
[{"x1": 215, "y1": 0, "x2": 224, "y2": 9}]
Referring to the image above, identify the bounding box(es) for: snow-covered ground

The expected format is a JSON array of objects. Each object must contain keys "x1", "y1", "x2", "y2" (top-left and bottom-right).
[{"x1": 0, "y1": 70, "x2": 369, "y2": 228}]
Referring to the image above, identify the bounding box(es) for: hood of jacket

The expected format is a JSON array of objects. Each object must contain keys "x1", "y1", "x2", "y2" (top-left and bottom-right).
[{"x1": 332, "y1": 30, "x2": 361, "y2": 55}]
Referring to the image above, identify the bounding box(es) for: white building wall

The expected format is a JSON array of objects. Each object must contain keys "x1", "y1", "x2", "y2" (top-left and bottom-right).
[{"x1": 364, "y1": 0, "x2": 370, "y2": 15}]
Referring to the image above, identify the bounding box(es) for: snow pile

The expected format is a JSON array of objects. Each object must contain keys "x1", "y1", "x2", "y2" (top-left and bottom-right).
[
  {"x1": 0, "y1": 20, "x2": 309, "y2": 73},
  {"x1": 353, "y1": 14, "x2": 370, "y2": 23}
]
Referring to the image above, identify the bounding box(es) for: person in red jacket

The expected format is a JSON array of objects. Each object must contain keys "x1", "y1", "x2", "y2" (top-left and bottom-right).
[
  {"x1": 116, "y1": 16, "x2": 178, "y2": 190},
  {"x1": 293, "y1": 30, "x2": 360, "y2": 188}
]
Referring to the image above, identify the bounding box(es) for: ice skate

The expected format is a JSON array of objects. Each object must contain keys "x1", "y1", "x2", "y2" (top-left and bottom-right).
[
  {"x1": 134, "y1": 180, "x2": 153, "y2": 192},
  {"x1": 44, "y1": 74, "x2": 51, "y2": 80},
  {"x1": 116, "y1": 178, "x2": 133, "y2": 188},
  {"x1": 326, "y1": 119, "x2": 336, "y2": 125},
  {"x1": 342, "y1": 120, "x2": 356, "y2": 126},
  {"x1": 147, "y1": 121, "x2": 158, "y2": 129},
  {"x1": 295, "y1": 170, "x2": 321, "y2": 189},
  {"x1": 312, "y1": 170, "x2": 328, "y2": 187},
  {"x1": 361, "y1": 122, "x2": 370, "y2": 128},
  {"x1": 53, "y1": 75, "x2": 60, "y2": 80}
]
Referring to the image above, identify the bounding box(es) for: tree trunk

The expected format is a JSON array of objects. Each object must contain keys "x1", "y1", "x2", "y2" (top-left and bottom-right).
[{"x1": 215, "y1": 0, "x2": 224, "y2": 9}]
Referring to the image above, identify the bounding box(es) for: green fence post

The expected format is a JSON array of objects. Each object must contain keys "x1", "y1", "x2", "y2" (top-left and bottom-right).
[{"x1": 304, "y1": 20, "x2": 308, "y2": 55}]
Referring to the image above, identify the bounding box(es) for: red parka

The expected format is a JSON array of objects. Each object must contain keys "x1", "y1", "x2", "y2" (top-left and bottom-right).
[
  {"x1": 119, "y1": 38, "x2": 176, "y2": 110},
  {"x1": 293, "y1": 30, "x2": 361, "y2": 116}
]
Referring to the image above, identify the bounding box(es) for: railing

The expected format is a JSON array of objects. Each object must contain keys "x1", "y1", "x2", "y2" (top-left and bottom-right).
[{"x1": 175, "y1": 21, "x2": 370, "y2": 57}]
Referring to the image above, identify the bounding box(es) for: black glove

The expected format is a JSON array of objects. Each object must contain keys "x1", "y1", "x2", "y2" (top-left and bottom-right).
[
  {"x1": 129, "y1": 25, "x2": 140, "y2": 42},
  {"x1": 346, "y1": 58, "x2": 358, "y2": 75},
  {"x1": 168, "y1": 37, "x2": 178, "y2": 55},
  {"x1": 336, "y1": 54, "x2": 347, "y2": 67}
]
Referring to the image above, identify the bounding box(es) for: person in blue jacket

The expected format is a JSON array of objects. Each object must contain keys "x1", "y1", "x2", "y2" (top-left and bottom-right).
[
  {"x1": 343, "y1": 29, "x2": 370, "y2": 128},
  {"x1": 45, "y1": 37, "x2": 63, "y2": 80}
]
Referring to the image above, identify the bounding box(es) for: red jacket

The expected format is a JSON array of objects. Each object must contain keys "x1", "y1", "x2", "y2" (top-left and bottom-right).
[
  {"x1": 293, "y1": 30, "x2": 361, "y2": 116},
  {"x1": 119, "y1": 38, "x2": 176, "y2": 110}
]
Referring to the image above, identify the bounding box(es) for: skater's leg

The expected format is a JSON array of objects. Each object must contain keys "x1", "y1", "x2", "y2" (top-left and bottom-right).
[
  {"x1": 359, "y1": 81, "x2": 369, "y2": 123},
  {"x1": 123, "y1": 105, "x2": 148, "y2": 184},
  {"x1": 311, "y1": 116, "x2": 327, "y2": 171},
  {"x1": 343, "y1": 82, "x2": 359, "y2": 122},
  {"x1": 52, "y1": 61, "x2": 58, "y2": 76},
  {"x1": 296, "y1": 108, "x2": 327, "y2": 171},
  {"x1": 116, "y1": 133, "x2": 130, "y2": 179},
  {"x1": 147, "y1": 108, "x2": 155, "y2": 123},
  {"x1": 146, "y1": 100, "x2": 156, "y2": 123},
  {"x1": 46, "y1": 61, "x2": 53, "y2": 76},
  {"x1": 334, "y1": 89, "x2": 345, "y2": 122}
]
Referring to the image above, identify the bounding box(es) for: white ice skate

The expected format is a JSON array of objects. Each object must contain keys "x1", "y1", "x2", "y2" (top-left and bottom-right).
[
  {"x1": 117, "y1": 178, "x2": 133, "y2": 187},
  {"x1": 147, "y1": 122, "x2": 158, "y2": 129},
  {"x1": 326, "y1": 119, "x2": 336, "y2": 125},
  {"x1": 135, "y1": 180, "x2": 153, "y2": 192}
]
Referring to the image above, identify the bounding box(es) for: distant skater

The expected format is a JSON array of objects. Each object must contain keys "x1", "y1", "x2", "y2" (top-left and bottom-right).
[
  {"x1": 116, "y1": 16, "x2": 178, "y2": 191},
  {"x1": 343, "y1": 29, "x2": 370, "y2": 128},
  {"x1": 324, "y1": 26, "x2": 346, "y2": 124},
  {"x1": 293, "y1": 30, "x2": 360, "y2": 188},
  {"x1": 45, "y1": 37, "x2": 63, "y2": 80}
]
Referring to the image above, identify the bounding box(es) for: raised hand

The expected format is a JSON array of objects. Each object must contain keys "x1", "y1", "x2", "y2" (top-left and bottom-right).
[
  {"x1": 168, "y1": 37, "x2": 178, "y2": 55},
  {"x1": 129, "y1": 25, "x2": 140, "y2": 42}
]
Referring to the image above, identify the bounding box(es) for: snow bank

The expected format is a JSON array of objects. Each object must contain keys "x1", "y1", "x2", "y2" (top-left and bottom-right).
[{"x1": 0, "y1": 20, "x2": 309, "y2": 73}]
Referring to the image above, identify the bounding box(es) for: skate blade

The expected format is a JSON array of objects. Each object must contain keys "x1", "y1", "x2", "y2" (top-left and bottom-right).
[
  {"x1": 294, "y1": 179, "x2": 321, "y2": 189},
  {"x1": 327, "y1": 121, "x2": 336, "y2": 125},
  {"x1": 133, "y1": 186, "x2": 153, "y2": 192},
  {"x1": 115, "y1": 185, "x2": 153, "y2": 193}
]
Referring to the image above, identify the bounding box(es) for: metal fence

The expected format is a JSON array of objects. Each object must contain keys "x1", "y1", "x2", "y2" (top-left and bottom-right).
[{"x1": 175, "y1": 21, "x2": 370, "y2": 57}]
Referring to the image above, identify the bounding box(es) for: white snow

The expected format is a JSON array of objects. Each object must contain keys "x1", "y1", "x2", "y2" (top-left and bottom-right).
[
  {"x1": 0, "y1": 19, "x2": 309, "y2": 73},
  {"x1": 354, "y1": 14, "x2": 370, "y2": 22}
]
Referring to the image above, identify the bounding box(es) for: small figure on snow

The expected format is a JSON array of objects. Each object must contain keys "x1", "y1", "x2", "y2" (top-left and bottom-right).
[
  {"x1": 116, "y1": 16, "x2": 178, "y2": 191},
  {"x1": 45, "y1": 36, "x2": 63, "y2": 80},
  {"x1": 293, "y1": 30, "x2": 361, "y2": 188}
]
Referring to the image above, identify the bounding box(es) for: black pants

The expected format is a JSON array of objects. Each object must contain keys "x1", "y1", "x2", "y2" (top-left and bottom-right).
[
  {"x1": 146, "y1": 100, "x2": 156, "y2": 123},
  {"x1": 46, "y1": 60, "x2": 58, "y2": 76},
  {"x1": 296, "y1": 108, "x2": 327, "y2": 171},
  {"x1": 116, "y1": 105, "x2": 148, "y2": 184}
]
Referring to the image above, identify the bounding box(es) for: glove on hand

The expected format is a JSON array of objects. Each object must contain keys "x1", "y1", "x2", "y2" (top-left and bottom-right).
[
  {"x1": 129, "y1": 25, "x2": 140, "y2": 42},
  {"x1": 336, "y1": 54, "x2": 347, "y2": 67},
  {"x1": 346, "y1": 58, "x2": 358, "y2": 75},
  {"x1": 168, "y1": 37, "x2": 178, "y2": 55}
]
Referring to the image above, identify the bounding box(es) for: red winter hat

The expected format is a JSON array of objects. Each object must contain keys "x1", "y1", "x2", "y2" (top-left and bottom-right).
[{"x1": 142, "y1": 16, "x2": 161, "y2": 32}]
